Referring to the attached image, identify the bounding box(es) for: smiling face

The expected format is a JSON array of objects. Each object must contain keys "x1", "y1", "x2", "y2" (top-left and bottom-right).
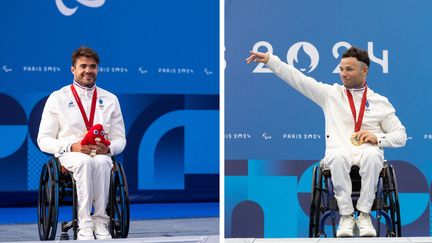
[
  {"x1": 339, "y1": 57, "x2": 368, "y2": 89},
  {"x1": 71, "y1": 56, "x2": 98, "y2": 88}
]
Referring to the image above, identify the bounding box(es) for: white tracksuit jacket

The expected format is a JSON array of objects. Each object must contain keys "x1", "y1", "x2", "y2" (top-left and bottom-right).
[
  {"x1": 266, "y1": 54, "x2": 406, "y2": 214},
  {"x1": 37, "y1": 82, "x2": 126, "y2": 228},
  {"x1": 37, "y1": 82, "x2": 126, "y2": 156}
]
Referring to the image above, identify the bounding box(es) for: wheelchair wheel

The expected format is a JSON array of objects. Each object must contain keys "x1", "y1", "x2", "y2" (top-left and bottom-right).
[
  {"x1": 382, "y1": 164, "x2": 401, "y2": 237},
  {"x1": 388, "y1": 165, "x2": 402, "y2": 237},
  {"x1": 309, "y1": 166, "x2": 323, "y2": 237},
  {"x1": 108, "y1": 162, "x2": 130, "y2": 238},
  {"x1": 38, "y1": 159, "x2": 59, "y2": 240},
  {"x1": 72, "y1": 176, "x2": 78, "y2": 240}
]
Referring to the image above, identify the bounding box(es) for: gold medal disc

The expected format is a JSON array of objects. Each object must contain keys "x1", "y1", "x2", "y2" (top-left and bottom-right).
[{"x1": 351, "y1": 134, "x2": 363, "y2": 146}]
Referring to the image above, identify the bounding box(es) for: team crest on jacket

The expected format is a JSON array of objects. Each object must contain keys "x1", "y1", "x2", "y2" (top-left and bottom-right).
[
  {"x1": 68, "y1": 101, "x2": 75, "y2": 108},
  {"x1": 365, "y1": 100, "x2": 370, "y2": 111},
  {"x1": 98, "y1": 98, "x2": 104, "y2": 109}
]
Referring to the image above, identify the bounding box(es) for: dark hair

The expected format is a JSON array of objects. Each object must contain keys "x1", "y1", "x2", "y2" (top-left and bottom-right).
[
  {"x1": 71, "y1": 46, "x2": 100, "y2": 66},
  {"x1": 342, "y1": 46, "x2": 370, "y2": 67}
]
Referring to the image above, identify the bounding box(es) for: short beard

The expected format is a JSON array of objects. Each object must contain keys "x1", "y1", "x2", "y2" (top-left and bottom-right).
[{"x1": 75, "y1": 76, "x2": 96, "y2": 88}]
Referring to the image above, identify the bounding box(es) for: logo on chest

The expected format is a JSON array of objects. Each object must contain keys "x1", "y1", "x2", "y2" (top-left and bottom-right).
[
  {"x1": 68, "y1": 101, "x2": 75, "y2": 108},
  {"x1": 365, "y1": 100, "x2": 370, "y2": 112},
  {"x1": 98, "y1": 98, "x2": 104, "y2": 109}
]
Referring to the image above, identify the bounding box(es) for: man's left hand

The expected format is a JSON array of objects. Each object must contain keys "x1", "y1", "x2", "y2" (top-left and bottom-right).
[
  {"x1": 356, "y1": 130, "x2": 378, "y2": 145},
  {"x1": 89, "y1": 142, "x2": 110, "y2": 155}
]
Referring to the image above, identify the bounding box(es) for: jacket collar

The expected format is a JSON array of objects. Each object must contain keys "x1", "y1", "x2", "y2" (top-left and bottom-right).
[{"x1": 73, "y1": 79, "x2": 96, "y2": 92}]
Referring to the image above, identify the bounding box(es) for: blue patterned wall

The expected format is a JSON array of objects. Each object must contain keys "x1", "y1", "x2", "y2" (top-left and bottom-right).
[
  {"x1": 225, "y1": 0, "x2": 432, "y2": 237},
  {"x1": 0, "y1": 0, "x2": 219, "y2": 205}
]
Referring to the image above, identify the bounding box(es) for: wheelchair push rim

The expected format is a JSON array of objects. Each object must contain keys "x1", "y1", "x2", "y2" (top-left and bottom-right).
[
  {"x1": 389, "y1": 165, "x2": 402, "y2": 237},
  {"x1": 109, "y1": 162, "x2": 130, "y2": 238},
  {"x1": 309, "y1": 166, "x2": 324, "y2": 238},
  {"x1": 37, "y1": 160, "x2": 59, "y2": 241}
]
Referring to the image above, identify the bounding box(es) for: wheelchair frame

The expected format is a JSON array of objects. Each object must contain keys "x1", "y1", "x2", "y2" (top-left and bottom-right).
[
  {"x1": 309, "y1": 162, "x2": 401, "y2": 238},
  {"x1": 37, "y1": 156, "x2": 130, "y2": 240}
]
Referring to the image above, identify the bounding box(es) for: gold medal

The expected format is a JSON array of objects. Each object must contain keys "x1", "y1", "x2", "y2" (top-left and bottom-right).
[
  {"x1": 90, "y1": 149, "x2": 97, "y2": 157},
  {"x1": 351, "y1": 134, "x2": 363, "y2": 146}
]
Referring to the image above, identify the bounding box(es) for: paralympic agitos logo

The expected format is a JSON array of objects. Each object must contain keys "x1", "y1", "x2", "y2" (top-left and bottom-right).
[{"x1": 55, "y1": 0, "x2": 105, "y2": 16}]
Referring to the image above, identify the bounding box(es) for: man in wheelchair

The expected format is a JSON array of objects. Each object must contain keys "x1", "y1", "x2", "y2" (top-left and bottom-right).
[
  {"x1": 37, "y1": 46, "x2": 126, "y2": 240},
  {"x1": 247, "y1": 47, "x2": 406, "y2": 237}
]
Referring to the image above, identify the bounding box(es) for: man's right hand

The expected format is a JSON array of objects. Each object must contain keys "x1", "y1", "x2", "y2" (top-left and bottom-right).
[
  {"x1": 246, "y1": 51, "x2": 270, "y2": 64},
  {"x1": 71, "y1": 142, "x2": 93, "y2": 155}
]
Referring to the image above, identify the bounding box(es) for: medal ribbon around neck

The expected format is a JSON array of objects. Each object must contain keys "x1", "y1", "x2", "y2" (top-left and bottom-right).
[
  {"x1": 346, "y1": 86, "x2": 368, "y2": 132},
  {"x1": 70, "y1": 84, "x2": 97, "y2": 131}
]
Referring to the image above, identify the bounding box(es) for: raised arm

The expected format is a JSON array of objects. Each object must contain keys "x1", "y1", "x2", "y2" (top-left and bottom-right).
[{"x1": 246, "y1": 51, "x2": 330, "y2": 107}]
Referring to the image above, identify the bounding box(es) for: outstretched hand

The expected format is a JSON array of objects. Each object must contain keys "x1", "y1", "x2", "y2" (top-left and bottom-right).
[{"x1": 246, "y1": 51, "x2": 270, "y2": 64}]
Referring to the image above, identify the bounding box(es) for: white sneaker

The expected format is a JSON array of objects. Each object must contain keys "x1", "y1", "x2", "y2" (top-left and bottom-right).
[
  {"x1": 336, "y1": 214, "x2": 355, "y2": 237},
  {"x1": 94, "y1": 221, "x2": 112, "y2": 240},
  {"x1": 357, "y1": 212, "x2": 377, "y2": 237},
  {"x1": 77, "y1": 227, "x2": 94, "y2": 240}
]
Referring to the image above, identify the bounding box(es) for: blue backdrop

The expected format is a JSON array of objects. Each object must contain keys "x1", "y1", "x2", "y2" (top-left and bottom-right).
[
  {"x1": 225, "y1": 0, "x2": 432, "y2": 237},
  {"x1": 0, "y1": 0, "x2": 219, "y2": 205}
]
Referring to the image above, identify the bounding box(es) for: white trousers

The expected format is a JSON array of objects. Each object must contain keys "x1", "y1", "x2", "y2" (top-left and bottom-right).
[
  {"x1": 323, "y1": 147, "x2": 384, "y2": 216},
  {"x1": 59, "y1": 152, "x2": 112, "y2": 228}
]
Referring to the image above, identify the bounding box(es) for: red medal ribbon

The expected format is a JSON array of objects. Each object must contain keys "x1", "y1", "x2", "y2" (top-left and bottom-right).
[
  {"x1": 71, "y1": 84, "x2": 97, "y2": 131},
  {"x1": 346, "y1": 86, "x2": 368, "y2": 132}
]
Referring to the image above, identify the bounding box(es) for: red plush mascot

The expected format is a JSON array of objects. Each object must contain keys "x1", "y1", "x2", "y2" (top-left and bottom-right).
[{"x1": 80, "y1": 124, "x2": 111, "y2": 146}]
